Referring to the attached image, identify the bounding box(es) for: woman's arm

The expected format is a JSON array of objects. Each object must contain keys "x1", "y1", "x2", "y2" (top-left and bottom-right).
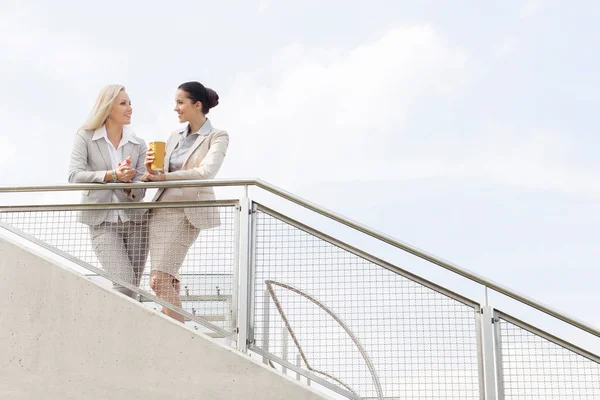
[
  {"x1": 68, "y1": 132, "x2": 113, "y2": 183},
  {"x1": 165, "y1": 132, "x2": 229, "y2": 181},
  {"x1": 127, "y1": 140, "x2": 148, "y2": 201}
]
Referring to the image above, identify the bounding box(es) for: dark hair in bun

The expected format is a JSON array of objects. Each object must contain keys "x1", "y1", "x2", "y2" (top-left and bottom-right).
[
  {"x1": 178, "y1": 81, "x2": 219, "y2": 114},
  {"x1": 206, "y1": 88, "x2": 219, "y2": 109}
]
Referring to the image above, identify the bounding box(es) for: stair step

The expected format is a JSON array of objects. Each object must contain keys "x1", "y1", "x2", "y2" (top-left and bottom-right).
[
  {"x1": 190, "y1": 314, "x2": 227, "y2": 322},
  {"x1": 204, "y1": 331, "x2": 227, "y2": 339},
  {"x1": 140, "y1": 294, "x2": 232, "y2": 303}
]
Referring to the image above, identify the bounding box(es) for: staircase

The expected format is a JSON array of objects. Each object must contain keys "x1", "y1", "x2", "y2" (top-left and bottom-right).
[
  {"x1": 0, "y1": 178, "x2": 599, "y2": 399},
  {"x1": 0, "y1": 236, "x2": 328, "y2": 400}
]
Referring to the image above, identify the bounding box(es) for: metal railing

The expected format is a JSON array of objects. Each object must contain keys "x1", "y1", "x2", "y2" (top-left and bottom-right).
[
  {"x1": 1, "y1": 179, "x2": 599, "y2": 399},
  {"x1": 0, "y1": 199, "x2": 238, "y2": 339}
]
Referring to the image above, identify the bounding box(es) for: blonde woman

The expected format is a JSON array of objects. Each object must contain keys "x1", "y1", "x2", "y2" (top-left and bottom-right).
[
  {"x1": 68, "y1": 85, "x2": 149, "y2": 299},
  {"x1": 142, "y1": 81, "x2": 229, "y2": 322}
]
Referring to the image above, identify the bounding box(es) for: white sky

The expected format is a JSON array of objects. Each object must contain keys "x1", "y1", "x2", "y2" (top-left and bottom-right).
[{"x1": 1, "y1": 0, "x2": 599, "y2": 353}]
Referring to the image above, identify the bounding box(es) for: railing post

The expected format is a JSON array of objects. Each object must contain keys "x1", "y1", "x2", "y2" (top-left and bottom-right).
[
  {"x1": 236, "y1": 197, "x2": 252, "y2": 353},
  {"x1": 262, "y1": 289, "x2": 270, "y2": 365},
  {"x1": 296, "y1": 354, "x2": 310, "y2": 386},
  {"x1": 481, "y1": 306, "x2": 502, "y2": 399},
  {"x1": 281, "y1": 327, "x2": 288, "y2": 375},
  {"x1": 493, "y1": 310, "x2": 506, "y2": 400}
]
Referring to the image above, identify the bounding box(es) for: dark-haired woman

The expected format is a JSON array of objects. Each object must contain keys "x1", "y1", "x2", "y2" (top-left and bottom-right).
[{"x1": 143, "y1": 81, "x2": 229, "y2": 322}]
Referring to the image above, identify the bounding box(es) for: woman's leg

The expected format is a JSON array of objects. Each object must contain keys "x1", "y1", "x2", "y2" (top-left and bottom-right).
[
  {"x1": 150, "y1": 271, "x2": 185, "y2": 323},
  {"x1": 123, "y1": 216, "x2": 150, "y2": 290},
  {"x1": 90, "y1": 222, "x2": 135, "y2": 297},
  {"x1": 148, "y1": 208, "x2": 199, "y2": 322}
]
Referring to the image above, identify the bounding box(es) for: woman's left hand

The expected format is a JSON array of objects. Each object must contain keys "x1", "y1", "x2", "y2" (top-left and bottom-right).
[{"x1": 141, "y1": 172, "x2": 166, "y2": 182}]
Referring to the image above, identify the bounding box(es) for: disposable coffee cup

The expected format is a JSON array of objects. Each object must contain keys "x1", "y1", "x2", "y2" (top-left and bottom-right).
[{"x1": 148, "y1": 141, "x2": 166, "y2": 171}]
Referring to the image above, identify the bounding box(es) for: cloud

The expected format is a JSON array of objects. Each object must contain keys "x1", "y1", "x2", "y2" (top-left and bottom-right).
[
  {"x1": 0, "y1": 136, "x2": 17, "y2": 169},
  {"x1": 257, "y1": 0, "x2": 270, "y2": 13},
  {"x1": 1, "y1": 14, "x2": 595, "y2": 202},
  {"x1": 0, "y1": 0, "x2": 28, "y2": 15},
  {"x1": 497, "y1": 1, "x2": 541, "y2": 60},
  {"x1": 218, "y1": 25, "x2": 471, "y2": 186},
  {"x1": 0, "y1": 10, "x2": 129, "y2": 91},
  {"x1": 212, "y1": 24, "x2": 599, "y2": 198},
  {"x1": 497, "y1": 35, "x2": 519, "y2": 59},
  {"x1": 519, "y1": 0, "x2": 543, "y2": 19},
  {"x1": 443, "y1": 123, "x2": 600, "y2": 197}
]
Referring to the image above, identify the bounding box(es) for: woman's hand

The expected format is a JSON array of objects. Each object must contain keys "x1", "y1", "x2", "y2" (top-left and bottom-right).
[
  {"x1": 116, "y1": 156, "x2": 136, "y2": 182},
  {"x1": 144, "y1": 149, "x2": 156, "y2": 174},
  {"x1": 141, "y1": 171, "x2": 166, "y2": 182},
  {"x1": 142, "y1": 149, "x2": 164, "y2": 180}
]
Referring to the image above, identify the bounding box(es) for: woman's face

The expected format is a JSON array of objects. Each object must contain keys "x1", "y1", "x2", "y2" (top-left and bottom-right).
[
  {"x1": 108, "y1": 90, "x2": 132, "y2": 125},
  {"x1": 174, "y1": 89, "x2": 202, "y2": 123}
]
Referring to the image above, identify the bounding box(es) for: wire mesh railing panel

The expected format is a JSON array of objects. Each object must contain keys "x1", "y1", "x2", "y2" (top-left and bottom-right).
[
  {"x1": 498, "y1": 317, "x2": 600, "y2": 399},
  {"x1": 252, "y1": 208, "x2": 482, "y2": 400},
  {"x1": 0, "y1": 204, "x2": 236, "y2": 332}
]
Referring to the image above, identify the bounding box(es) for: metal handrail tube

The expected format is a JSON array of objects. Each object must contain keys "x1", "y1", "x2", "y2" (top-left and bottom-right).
[
  {"x1": 252, "y1": 179, "x2": 600, "y2": 339},
  {"x1": 1, "y1": 178, "x2": 599, "y2": 338},
  {"x1": 0, "y1": 200, "x2": 238, "y2": 212},
  {"x1": 0, "y1": 178, "x2": 256, "y2": 192}
]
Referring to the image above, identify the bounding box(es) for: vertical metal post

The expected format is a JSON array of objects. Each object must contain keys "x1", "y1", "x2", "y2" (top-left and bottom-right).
[
  {"x1": 281, "y1": 326, "x2": 289, "y2": 375},
  {"x1": 262, "y1": 289, "x2": 270, "y2": 365},
  {"x1": 475, "y1": 308, "x2": 486, "y2": 400},
  {"x1": 481, "y1": 306, "x2": 500, "y2": 400},
  {"x1": 296, "y1": 354, "x2": 301, "y2": 382},
  {"x1": 493, "y1": 310, "x2": 506, "y2": 400},
  {"x1": 236, "y1": 197, "x2": 251, "y2": 353},
  {"x1": 230, "y1": 201, "x2": 241, "y2": 347},
  {"x1": 296, "y1": 354, "x2": 311, "y2": 387}
]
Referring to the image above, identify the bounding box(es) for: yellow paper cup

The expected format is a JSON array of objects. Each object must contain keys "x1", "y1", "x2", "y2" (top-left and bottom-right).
[{"x1": 148, "y1": 141, "x2": 166, "y2": 171}]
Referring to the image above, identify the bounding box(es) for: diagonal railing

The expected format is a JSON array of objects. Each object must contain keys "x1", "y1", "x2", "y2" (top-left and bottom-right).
[
  {"x1": 3, "y1": 178, "x2": 597, "y2": 338},
  {"x1": 1, "y1": 178, "x2": 599, "y2": 399}
]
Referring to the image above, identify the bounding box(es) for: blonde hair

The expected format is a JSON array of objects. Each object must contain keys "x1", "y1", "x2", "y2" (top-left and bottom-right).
[{"x1": 81, "y1": 85, "x2": 125, "y2": 130}]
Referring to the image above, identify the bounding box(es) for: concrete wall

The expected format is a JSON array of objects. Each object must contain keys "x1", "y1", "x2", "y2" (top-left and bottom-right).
[{"x1": 0, "y1": 236, "x2": 329, "y2": 400}]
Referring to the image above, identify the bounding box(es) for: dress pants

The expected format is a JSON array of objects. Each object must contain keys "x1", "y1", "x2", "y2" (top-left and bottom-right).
[{"x1": 90, "y1": 218, "x2": 150, "y2": 298}]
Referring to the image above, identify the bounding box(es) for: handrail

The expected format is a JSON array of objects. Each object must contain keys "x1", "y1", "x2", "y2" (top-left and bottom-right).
[
  {"x1": 252, "y1": 179, "x2": 600, "y2": 339},
  {"x1": 0, "y1": 178, "x2": 256, "y2": 192},
  {"x1": 1, "y1": 178, "x2": 599, "y2": 338}
]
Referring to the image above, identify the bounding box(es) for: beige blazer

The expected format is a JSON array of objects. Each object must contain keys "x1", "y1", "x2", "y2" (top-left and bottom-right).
[
  {"x1": 153, "y1": 119, "x2": 229, "y2": 229},
  {"x1": 68, "y1": 126, "x2": 148, "y2": 226}
]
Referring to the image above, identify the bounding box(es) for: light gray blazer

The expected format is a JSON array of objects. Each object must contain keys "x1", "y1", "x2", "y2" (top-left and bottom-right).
[
  {"x1": 68, "y1": 126, "x2": 148, "y2": 226},
  {"x1": 153, "y1": 120, "x2": 229, "y2": 229}
]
